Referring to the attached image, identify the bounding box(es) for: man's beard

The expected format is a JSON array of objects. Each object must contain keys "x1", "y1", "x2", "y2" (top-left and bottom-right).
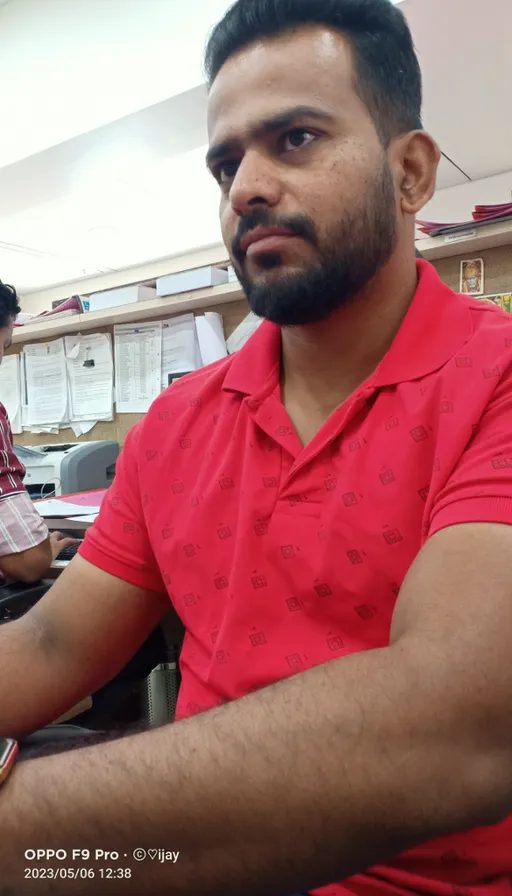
[{"x1": 231, "y1": 160, "x2": 398, "y2": 327}]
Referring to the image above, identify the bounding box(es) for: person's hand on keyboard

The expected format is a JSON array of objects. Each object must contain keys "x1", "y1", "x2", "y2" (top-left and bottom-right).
[{"x1": 49, "y1": 531, "x2": 81, "y2": 562}]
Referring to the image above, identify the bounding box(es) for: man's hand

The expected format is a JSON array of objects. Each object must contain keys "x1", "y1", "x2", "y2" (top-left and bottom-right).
[{"x1": 49, "y1": 531, "x2": 80, "y2": 562}]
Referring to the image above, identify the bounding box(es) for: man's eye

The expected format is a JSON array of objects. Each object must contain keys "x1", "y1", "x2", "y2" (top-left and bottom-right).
[
  {"x1": 282, "y1": 129, "x2": 316, "y2": 152},
  {"x1": 217, "y1": 161, "x2": 239, "y2": 183}
]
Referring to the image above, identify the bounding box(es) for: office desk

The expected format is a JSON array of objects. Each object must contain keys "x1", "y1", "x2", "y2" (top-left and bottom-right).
[
  {"x1": 44, "y1": 516, "x2": 96, "y2": 533},
  {"x1": 33, "y1": 488, "x2": 105, "y2": 533}
]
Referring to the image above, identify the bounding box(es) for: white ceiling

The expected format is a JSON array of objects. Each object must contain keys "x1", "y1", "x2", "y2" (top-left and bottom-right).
[
  {"x1": 0, "y1": 0, "x2": 231, "y2": 169},
  {"x1": 0, "y1": 0, "x2": 511, "y2": 295},
  {"x1": 408, "y1": 0, "x2": 512, "y2": 183}
]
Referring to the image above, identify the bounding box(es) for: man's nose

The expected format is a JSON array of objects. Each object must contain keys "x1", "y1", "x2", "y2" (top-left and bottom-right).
[{"x1": 229, "y1": 151, "x2": 283, "y2": 216}]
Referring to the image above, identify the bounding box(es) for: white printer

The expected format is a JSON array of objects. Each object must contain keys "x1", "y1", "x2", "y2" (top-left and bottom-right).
[{"x1": 14, "y1": 441, "x2": 119, "y2": 499}]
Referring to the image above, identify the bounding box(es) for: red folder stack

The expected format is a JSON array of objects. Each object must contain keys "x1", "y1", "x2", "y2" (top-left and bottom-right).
[
  {"x1": 14, "y1": 295, "x2": 86, "y2": 328},
  {"x1": 417, "y1": 202, "x2": 512, "y2": 238}
]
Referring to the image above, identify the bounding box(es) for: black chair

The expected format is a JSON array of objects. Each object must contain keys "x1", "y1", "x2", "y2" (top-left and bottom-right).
[
  {"x1": 0, "y1": 580, "x2": 50, "y2": 624},
  {"x1": 0, "y1": 579, "x2": 171, "y2": 736}
]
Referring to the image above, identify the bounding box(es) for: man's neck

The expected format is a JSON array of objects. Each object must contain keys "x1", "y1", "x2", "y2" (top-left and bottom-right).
[{"x1": 280, "y1": 260, "x2": 418, "y2": 445}]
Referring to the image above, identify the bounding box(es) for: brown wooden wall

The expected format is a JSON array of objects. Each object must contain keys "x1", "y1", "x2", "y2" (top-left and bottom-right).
[
  {"x1": 431, "y1": 244, "x2": 512, "y2": 295},
  {"x1": 11, "y1": 297, "x2": 250, "y2": 449}
]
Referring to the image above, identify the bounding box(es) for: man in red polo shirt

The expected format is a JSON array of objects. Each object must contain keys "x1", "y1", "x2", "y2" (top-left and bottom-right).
[{"x1": 1, "y1": 0, "x2": 512, "y2": 894}]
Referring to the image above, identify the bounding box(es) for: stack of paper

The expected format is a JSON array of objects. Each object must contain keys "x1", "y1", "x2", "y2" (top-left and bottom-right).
[
  {"x1": 0, "y1": 354, "x2": 22, "y2": 434},
  {"x1": 64, "y1": 333, "x2": 114, "y2": 437},
  {"x1": 35, "y1": 498, "x2": 101, "y2": 518}
]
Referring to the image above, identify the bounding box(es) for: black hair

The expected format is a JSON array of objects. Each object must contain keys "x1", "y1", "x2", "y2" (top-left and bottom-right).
[
  {"x1": 204, "y1": 0, "x2": 423, "y2": 145},
  {"x1": 0, "y1": 280, "x2": 21, "y2": 329}
]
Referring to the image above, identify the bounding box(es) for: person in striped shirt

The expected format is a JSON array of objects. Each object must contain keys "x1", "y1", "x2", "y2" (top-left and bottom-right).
[{"x1": 0, "y1": 280, "x2": 76, "y2": 583}]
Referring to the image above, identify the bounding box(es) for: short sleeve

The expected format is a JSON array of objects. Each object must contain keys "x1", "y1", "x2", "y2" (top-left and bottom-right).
[
  {"x1": 0, "y1": 403, "x2": 26, "y2": 498},
  {"x1": 429, "y1": 370, "x2": 512, "y2": 537},
  {"x1": 79, "y1": 423, "x2": 165, "y2": 592},
  {"x1": 0, "y1": 492, "x2": 48, "y2": 556}
]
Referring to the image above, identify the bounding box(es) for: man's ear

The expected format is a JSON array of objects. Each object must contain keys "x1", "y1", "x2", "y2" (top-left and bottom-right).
[{"x1": 391, "y1": 131, "x2": 440, "y2": 217}]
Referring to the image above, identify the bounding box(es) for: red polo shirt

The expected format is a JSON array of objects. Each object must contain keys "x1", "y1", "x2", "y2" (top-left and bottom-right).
[{"x1": 81, "y1": 260, "x2": 512, "y2": 896}]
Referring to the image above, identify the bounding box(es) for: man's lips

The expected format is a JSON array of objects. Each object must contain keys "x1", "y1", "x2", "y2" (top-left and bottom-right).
[{"x1": 239, "y1": 226, "x2": 297, "y2": 256}]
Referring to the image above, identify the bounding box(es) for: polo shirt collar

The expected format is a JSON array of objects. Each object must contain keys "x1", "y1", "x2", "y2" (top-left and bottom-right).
[
  {"x1": 223, "y1": 317, "x2": 281, "y2": 399},
  {"x1": 373, "y1": 260, "x2": 473, "y2": 387},
  {"x1": 222, "y1": 261, "x2": 474, "y2": 396}
]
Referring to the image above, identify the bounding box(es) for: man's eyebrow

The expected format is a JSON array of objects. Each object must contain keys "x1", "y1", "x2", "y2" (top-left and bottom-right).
[{"x1": 206, "y1": 105, "x2": 335, "y2": 168}]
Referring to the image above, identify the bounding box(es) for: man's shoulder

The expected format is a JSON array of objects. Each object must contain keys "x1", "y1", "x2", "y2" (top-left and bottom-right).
[
  {"x1": 460, "y1": 293, "x2": 512, "y2": 357},
  {"x1": 463, "y1": 293, "x2": 512, "y2": 328}
]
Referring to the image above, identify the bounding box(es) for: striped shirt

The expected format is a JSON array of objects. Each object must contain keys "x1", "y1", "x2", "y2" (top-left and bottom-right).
[{"x1": 0, "y1": 403, "x2": 48, "y2": 561}]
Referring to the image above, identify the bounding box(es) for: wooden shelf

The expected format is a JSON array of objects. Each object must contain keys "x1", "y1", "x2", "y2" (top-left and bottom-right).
[
  {"x1": 12, "y1": 281, "x2": 244, "y2": 344},
  {"x1": 20, "y1": 243, "x2": 231, "y2": 308},
  {"x1": 418, "y1": 218, "x2": 512, "y2": 260}
]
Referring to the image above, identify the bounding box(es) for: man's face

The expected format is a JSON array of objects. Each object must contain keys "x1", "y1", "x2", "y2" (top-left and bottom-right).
[
  {"x1": 0, "y1": 319, "x2": 14, "y2": 365},
  {"x1": 207, "y1": 26, "x2": 399, "y2": 326}
]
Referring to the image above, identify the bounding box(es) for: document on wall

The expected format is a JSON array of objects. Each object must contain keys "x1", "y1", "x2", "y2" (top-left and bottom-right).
[
  {"x1": 0, "y1": 354, "x2": 22, "y2": 434},
  {"x1": 226, "y1": 312, "x2": 263, "y2": 354},
  {"x1": 24, "y1": 339, "x2": 68, "y2": 426},
  {"x1": 65, "y1": 333, "x2": 114, "y2": 425},
  {"x1": 115, "y1": 322, "x2": 162, "y2": 413},
  {"x1": 161, "y1": 314, "x2": 198, "y2": 390},
  {"x1": 71, "y1": 420, "x2": 99, "y2": 438},
  {"x1": 195, "y1": 312, "x2": 228, "y2": 367}
]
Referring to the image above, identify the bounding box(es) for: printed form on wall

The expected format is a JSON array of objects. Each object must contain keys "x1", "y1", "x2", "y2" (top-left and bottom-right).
[
  {"x1": 65, "y1": 333, "x2": 114, "y2": 436},
  {"x1": 161, "y1": 313, "x2": 199, "y2": 390},
  {"x1": 114, "y1": 322, "x2": 163, "y2": 413},
  {"x1": 24, "y1": 338, "x2": 68, "y2": 428}
]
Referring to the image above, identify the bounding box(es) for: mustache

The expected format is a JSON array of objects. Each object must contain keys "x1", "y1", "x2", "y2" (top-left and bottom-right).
[{"x1": 232, "y1": 209, "x2": 317, "y2": 259}]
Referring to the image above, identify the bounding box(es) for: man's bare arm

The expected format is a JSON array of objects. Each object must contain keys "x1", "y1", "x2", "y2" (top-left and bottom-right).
[
  {"x1": 2, "y1": 522, "x2": 512, "y2": 896},
  {"x1": 0, "y1": 555, "x2": 171, "y2": 739},
  {"x1": 0, "y1": 532, "x2": 78, "y2": 583},
  {"x1": 0, "y1": 537, "x2": 53, "y2": 583}
]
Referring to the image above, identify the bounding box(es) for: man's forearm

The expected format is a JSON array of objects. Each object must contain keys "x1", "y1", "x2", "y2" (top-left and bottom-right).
[
  {"x1": 0, "y1": 536, "x2": 52, "y2": 583},
  {"x1": 0, "y1": 614, "x2": 78, "y2": 739},
  {"x1": 1, "y1": 642, "x2": 509, "y2": 896}
]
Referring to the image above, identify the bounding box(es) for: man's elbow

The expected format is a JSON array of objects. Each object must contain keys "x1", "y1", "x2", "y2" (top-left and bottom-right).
[
  {"x1": 441, "y1": 740, "x2": 512, "y2": 833},
  {"x1": 0, "y1": 541, "x2": 52, "y2": 584},
  {"x1": 13, "y1": 563, "x2": 46, "y2": 585}
]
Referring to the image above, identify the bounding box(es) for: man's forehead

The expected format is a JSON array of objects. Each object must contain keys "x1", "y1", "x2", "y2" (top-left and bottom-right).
[{"x1": 207, "y1": 26, "x2": 356, "y2": 137}]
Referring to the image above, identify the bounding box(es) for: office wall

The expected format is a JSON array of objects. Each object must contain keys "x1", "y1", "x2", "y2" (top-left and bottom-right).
[
  {"x1": 12, "y1": 245, "x2": 512, "y2": 450},
  {"x1": 431, "y1": 245, "x2": 512, "y2": 295},
  {"x1": 12, "y1": 296, "x2": 250, "y2": 449}
]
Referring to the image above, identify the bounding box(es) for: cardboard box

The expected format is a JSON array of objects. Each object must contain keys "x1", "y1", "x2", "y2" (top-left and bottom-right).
[
  {"x1": 87, "y1": 284, "x2": 156, "y2": 312},
  {"x1": 156, "y1": 266, "x2": 228, "y2": 298}
]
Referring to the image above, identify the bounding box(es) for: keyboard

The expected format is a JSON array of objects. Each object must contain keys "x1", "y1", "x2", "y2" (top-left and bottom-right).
[{"x1": 56, "y1": 541, "x2": 82, "y2": 562}]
